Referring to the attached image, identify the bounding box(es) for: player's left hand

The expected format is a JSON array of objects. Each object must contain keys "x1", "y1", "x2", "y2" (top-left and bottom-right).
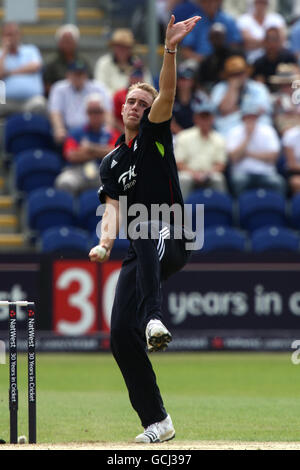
[{"x1": 165, "y1": 15, "x2": 201, "y2": 49}]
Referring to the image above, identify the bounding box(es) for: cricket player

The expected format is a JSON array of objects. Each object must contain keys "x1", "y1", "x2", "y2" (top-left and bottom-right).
[{"x1": 89, "y1": 15, "x2": 201, "y2": 443}]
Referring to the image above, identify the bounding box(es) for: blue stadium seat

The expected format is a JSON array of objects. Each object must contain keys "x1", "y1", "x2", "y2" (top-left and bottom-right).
[
  {"x1": 290, "y1": 194, "x2": 300, "y2": 230},
  {"x1": 27, "y1": 187, "x2": 75, "y2": 232},
  {"x1": 5, "y1": 113, "x2": 54, "y2": 154},
  {"x1": 41, "y1": 226, "x2": 90, "y2": 254},
  {"x1": 15, "y1": 149, "x2": 62, "y2": 194},
  {"x1": 251, "y1": 226, "x2": 300, "y2": 252},
  {"x1": 77, "y1": 189, "x2": 101, "y2": 233},
  {"x1": 185, "y1": 189, "x2": 233, "y2": 231},
  {"x1": 238, "y1": 189, "x2": 287, "y2": 232},
  {"x1": 202, "y1": 226, "x2": 248, "y2": 253}
]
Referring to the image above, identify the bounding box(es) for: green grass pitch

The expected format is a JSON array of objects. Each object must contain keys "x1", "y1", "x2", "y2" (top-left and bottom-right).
[{"x1": 0, "y1": 352, "x2": 300, "y2": 444}]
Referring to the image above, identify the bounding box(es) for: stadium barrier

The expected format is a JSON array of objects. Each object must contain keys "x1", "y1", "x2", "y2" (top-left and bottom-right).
[{"x1": 0, "y1": 252, "x2": 299, "y2": 352}]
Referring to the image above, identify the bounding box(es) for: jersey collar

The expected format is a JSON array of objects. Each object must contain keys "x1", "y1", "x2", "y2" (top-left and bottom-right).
[{"x1": 115, "y1": 134, "x2": 137, "y2": 148}]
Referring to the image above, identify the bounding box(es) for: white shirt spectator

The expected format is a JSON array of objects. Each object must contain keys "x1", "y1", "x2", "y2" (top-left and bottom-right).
[
  {"x1": 1, "y1": 44, "x2": 44, "y2": 100},
  {"x1": 282, "y1": 125, "x2": 300, "y2": 162},
  {"x1": 210, "y1": 78, "x2": 273, "y2": 136},
  {"x1": 237, "y1": 11, "x2": 286, "y2": 63},
  {"x1": 175, "y1": 126, "x2": 226, "y2": 171},
  {"x1": 48, "y1": 79, "x2": 112, "y2": 130},
  {"x1": 227, "y1": 122, "x2": 280, "y2": 176},
  {"x1": 94, "y1": 53, "x2": 153, "y2": 96}
]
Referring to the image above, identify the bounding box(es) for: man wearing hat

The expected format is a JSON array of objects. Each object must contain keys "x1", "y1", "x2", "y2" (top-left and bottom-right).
[
  {"x1": 55, "y1": 92, "x2": 118, "y2": 196},
  {"x1": 94, "y1": 28, "x2": 153, "y2": 96},
  {"x1": 197, "y1": 22, "x2": 243, "y2": 91},
  {"x1": 252, "y1": 27, "x2": 297, "y2": 92},
  {"x1": 174, "y1": 100, "x2": 227, "y2": 199},
  {"x1": 210, "y1": 55, "x2": 272, "y2": 136},
  {"x1": 48, "y1": 59, "x2": 112, "y2": 144},
  {"x1": 172, "y1": 61, "x2": 206, "y2": 133},
  {"x1": 226, "y1": 101, "x2": 284, "y2": 195},
  {"x1": 270, "y1": 63, "x2": 300, "y2": 135}
]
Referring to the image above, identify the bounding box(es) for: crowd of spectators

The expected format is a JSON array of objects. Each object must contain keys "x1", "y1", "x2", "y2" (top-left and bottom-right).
[{"x1": 1, "y1": 0, "x2": 300, "y2": 202}]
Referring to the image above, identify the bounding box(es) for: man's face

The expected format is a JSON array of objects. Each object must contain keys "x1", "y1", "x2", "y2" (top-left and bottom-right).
[
  {"x1": 194, "y1": 112, "x2": 214, "y2": 133},
  {"x1": 122, "y1": 88, "x2": 154, "y2": 131},
  {"x1": 210, "y1": 30, "x2": 226, "y2": 49},
  {"x1": 86, "y1": 101, "x2": 105, "y2": 128},
  {"x1": 254, "y1": 0, "x2": 269, "y2": 12},
  {"x1": 112, "y1": 43, "x2": 132, "y2": 63},
  {"x1": 265, "y1": 30, "x2": 282, "y2": 55},
  {"x1": 2, "y1": 23, "x2": 20, "y2": 50},
  {"x1": 68, "y1": 70, "x2": 87, "y2": 89},
  {"x1": 59, "y1": 32, "x2": 77, "y2": 55},
  {"x1": 227, "y1": 70, "x2": 247, "y2": 87},
  {"x1": 199, "y1": 0, "x2": 220, "y2": 18}
]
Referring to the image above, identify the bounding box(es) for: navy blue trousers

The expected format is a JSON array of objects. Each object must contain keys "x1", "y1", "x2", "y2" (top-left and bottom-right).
[{"x1": 110, "y1": 221, "x2": 191, "y2": 427}]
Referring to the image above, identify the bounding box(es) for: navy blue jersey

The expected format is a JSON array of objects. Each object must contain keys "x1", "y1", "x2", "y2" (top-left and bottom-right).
[{"x1": 98, "y1": 108, "x2": 184, "y2": 234}]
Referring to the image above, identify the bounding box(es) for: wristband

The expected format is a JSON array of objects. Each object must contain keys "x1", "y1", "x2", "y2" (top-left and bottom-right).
[{"x1": 164, "y1": 45, "x2": 177, "y2": 54}]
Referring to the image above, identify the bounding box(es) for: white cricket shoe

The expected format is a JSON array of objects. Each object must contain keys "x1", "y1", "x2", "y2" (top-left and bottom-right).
[
  {"x1": 145, "y1": 319, "x2": 172, "y2": 352},
  {"x1": 135, "y1": 414, "x2": 175, "y2": 443}
]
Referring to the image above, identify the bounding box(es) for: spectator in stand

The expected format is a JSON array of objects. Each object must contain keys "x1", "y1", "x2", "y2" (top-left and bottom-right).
[
  {"x1": 180, "y1": 0, "x2": 242, "y2": 63},
  {"x1": 210, "y1": 55, "x2": 273, "y2": 136},
  {"x1": 172, "y1": 61, "x2": 208, "y2": 135},
  {"x1": 156, "y1": 0, "x2": 178, "y2": 41},
  {"x1": 172, "y1": 0, "x2": 199, "y2": 22},
  {"x1": 94, "y1": 28, "x2": 153, "y2": 96},
  {"x1": 0, "y1": 22, "x2": 45, "y2": 115},
  {"x1": 174, "y1": 101, "x2": 227, "y2": 200},
  {"x1": 226, "y1": 102, "x2": 284, "y2": 196},
  {"x1": 43, "y1": 24, "x2": 92, "y2": 97},
  {"x1": 282, "y1": 124, "x2": 300, "y2": 194},
  {"x1": 197, "y1": 22, "x2": 243, "y2": 92},
  {"x1": 48, "y1": 60, "x2": 112, "y2": 145},
  {"x1": 55, "y1": 93, "x2": 118, "y2": 196},
  {"x1": 252, "y1": 27, "x2": 297, "y2": 91},
  {"x1": 270, "y1": 63, "x2": 300, "y2": 135},
  {"x1": 237, "y1": 0, "x2": 286, "y2": 64},
  {"x1": 113, "y1": 61, "x2": 145, "y2": 134},
  {"x1": 290, "y1": 17, "x2": 300, "y2": 63}
]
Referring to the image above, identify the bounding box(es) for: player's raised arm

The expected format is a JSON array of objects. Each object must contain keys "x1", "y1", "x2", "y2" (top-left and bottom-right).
[{"x1": 149, "y1": 15, "x2": 201, "y2": 124}]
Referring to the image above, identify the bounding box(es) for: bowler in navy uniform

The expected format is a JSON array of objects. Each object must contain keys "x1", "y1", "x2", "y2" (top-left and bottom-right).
[{"x1": 89, "y1": 15, "x2": 200, "y2": 443}]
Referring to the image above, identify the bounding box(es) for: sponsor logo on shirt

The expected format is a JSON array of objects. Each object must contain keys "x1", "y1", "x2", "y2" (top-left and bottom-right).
[{"x1": 118, "y1": 165, "x2": 137, "y2": 191}]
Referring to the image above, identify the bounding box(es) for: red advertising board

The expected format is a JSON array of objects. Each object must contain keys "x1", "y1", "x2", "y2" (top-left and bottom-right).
[
  {"x1": 53, "y1": 260, "x2": 99, "y2": 335},
  {"x1": 100, "y1": 261, "x2": 122, "y2": 333}
]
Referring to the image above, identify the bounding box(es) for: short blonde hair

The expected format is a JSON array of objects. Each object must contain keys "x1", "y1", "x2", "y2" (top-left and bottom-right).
[{"x1": 126, "y1": 82, "x2": 158, "y2": 103}]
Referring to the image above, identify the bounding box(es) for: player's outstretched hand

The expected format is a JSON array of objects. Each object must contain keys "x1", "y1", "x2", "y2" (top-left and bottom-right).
[
  {"x1": 165, "y1": 15, "x2": 201, "y2": 49},
  {"x1": 89, "y1": 245, "x2": 110, "y2": 263}
]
